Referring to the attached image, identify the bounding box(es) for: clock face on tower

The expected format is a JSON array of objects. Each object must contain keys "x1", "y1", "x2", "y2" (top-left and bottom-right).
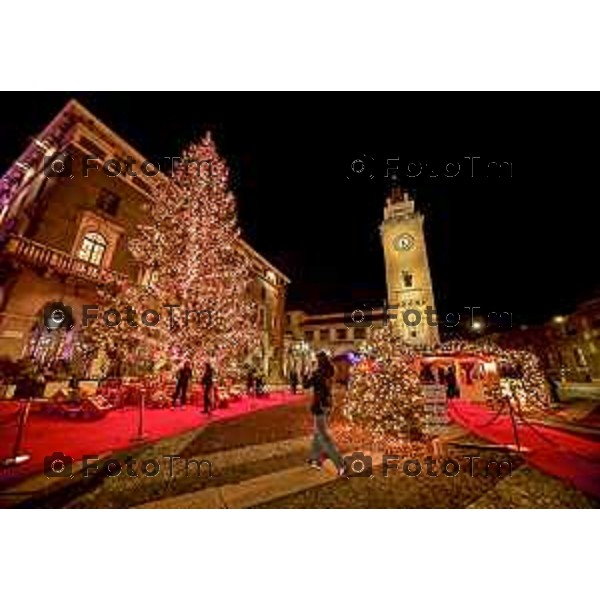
[{"x1": 393, "y1": 233, "x2": 415, "y2": 252}]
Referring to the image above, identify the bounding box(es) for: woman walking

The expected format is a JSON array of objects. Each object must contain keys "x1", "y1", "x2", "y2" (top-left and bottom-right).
[{"x1": 305, "y1": 351, "x2": 345, "y2": 475}]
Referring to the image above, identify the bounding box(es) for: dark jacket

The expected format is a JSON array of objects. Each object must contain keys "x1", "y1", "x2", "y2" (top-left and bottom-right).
[
  {"x1": 177, "y1": 366, "x2": 192, "y2": 384},
  {"x1": 305, "y1": 362, "x2": 335, "y2": 415},
  {"x1": 201, "y1": 366, "x2": 213, "y2": 388}
]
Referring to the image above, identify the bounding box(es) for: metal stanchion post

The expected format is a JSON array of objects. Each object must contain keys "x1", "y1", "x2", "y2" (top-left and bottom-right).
[
  {"x1": 1, "y1": 399, "x2": 32, "y2": 468},
  {"x1": 506, "y1": 398, "x2": 521, "y2": 453},
  {"x1": 131, "y1": 390, "x2": 148, "y2": 444},
  {"x1": 448, "y1": 393, "x2": 528, "y2": 455}
]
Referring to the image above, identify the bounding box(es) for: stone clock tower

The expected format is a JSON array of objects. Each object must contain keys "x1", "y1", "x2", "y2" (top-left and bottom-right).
[{"x1": 380, "y1": 187, "x2": 439, "y2": 347}]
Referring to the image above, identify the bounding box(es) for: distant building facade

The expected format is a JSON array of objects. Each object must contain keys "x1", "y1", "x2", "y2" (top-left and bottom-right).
[
  {"x1": 0, "y1": 100, "x2": 288, "y2": 380},
  {"x1": 488, "y1": 298, "x2": 600, "y2": 382},
  {"x1": 285, "y1": 309, "x2": 387, "y2": 354}
]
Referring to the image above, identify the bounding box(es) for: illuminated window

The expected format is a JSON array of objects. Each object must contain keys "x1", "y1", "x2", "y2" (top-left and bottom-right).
[{"x1": 78, "y1": 232, "x2": 107, "y2": 266}]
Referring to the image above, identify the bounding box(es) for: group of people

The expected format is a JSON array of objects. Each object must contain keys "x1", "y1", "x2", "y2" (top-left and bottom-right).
[
  {"x1": 419, "y1": 363, "x2": 461, "y2": 399},
  {"x1": 172, "y1": 362, "x2": 272, "y2": 413},
  {"x1": 171, "y1": 351, "x2": 570, "y2": 477},
  {"x1": 171, "y1": 361, "x2": 216, "y2": 414}
]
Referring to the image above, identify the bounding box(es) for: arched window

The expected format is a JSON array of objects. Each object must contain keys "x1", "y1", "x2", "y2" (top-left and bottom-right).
[{"x1": 78, "y1": 232, "x2": 107, "y2": 266}]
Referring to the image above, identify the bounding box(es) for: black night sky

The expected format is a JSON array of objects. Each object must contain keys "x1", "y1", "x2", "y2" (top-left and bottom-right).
[{"x1": 1, "y1": 93, "x2": 597, "y2": 326}]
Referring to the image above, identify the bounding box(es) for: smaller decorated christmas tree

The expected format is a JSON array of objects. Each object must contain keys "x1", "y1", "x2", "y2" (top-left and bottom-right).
[{"x1": 341, "y1": 324, "x2": 426, "y2": 444}]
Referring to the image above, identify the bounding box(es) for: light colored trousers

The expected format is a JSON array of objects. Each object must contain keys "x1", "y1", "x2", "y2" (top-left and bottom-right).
[{"x1": 309, "y1": 412, "x2": 343, "y2": 469}]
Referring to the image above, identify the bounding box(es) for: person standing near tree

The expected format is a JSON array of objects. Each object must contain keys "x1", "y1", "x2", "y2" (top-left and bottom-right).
[
  {"x1": 446, "y1": 364, "x2": 460, "y2": 399},
  {"x1": 545, "y1": 372, "x2": 561, "y2": 405},
  {"x1": 255, "y1": 370, "x2": 265, "y2": 397},
  {"x1": 304, "y1": 351, "x2": 345, "y2": 475},
  {"x1": 246, "y1": 368, "x2": 255, "y2": 397},
  {"x1": 437, "y1": 366, "x2": 446, "y2": 385},
  {"x1": 201, "y1": 362, "x2": 214, "y2": 414},
  {"x1": 172, "y1": 361, "x2": 192, "y2": 409},
  {"x1": 290, "y1": 367, "x2": 299, "y2": 394}
]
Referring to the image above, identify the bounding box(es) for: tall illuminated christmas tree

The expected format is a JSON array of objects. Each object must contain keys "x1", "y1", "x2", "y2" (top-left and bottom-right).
[
  {"x1": 81, "y1": 134, "x2": 260, "y2": 378},
  {"x1": 341, "y1": 324, "x2": 426, "y2": 442}
]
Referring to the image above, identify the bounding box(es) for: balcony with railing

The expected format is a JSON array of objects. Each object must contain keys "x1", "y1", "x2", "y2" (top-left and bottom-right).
[{"x1": 3, "y1": 235, "x2": 128, "y2": 284}]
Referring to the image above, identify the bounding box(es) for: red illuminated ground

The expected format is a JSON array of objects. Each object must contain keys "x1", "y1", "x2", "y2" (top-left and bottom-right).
[{"x1": 0, "y1": 392, "x2": 307, "y2": 488}]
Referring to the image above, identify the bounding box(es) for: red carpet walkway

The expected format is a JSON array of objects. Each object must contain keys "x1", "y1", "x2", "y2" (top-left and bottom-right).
[
  {"x1": 449, "y1": 399, "x2": 600, "y2": 499},
  {"x1": 0, "y1": 392, "x2": 307, "y2": 488}
]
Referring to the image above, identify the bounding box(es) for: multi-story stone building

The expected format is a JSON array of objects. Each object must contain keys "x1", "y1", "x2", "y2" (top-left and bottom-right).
[
  {"x1": 490, "y1": 298, "x2": 600, "y2": 382},
  {"x1": 0, "y1": 100, "x2": 288, "y2": 380}
]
